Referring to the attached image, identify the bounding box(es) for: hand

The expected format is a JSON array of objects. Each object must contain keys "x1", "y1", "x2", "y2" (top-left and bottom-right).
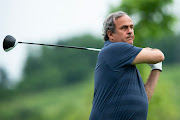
[{"x1": 148, "y1": 62, "x2": 162, "y2": 71}]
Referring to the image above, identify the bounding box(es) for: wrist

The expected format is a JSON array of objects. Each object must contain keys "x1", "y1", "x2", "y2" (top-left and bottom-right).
[{"x1": 148, "y1": 62, "x2": 162, "y2": 72}]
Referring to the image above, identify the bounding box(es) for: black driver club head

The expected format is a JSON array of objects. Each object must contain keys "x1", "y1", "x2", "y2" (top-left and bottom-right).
[{"x1": 3, "y1": 35, "x2": 18, "y2": 52}]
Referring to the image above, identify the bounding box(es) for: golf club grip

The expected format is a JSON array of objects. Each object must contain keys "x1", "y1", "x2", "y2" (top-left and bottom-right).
[{"x1": 18, "y1": 42, "x2": 101, "y2": 52}]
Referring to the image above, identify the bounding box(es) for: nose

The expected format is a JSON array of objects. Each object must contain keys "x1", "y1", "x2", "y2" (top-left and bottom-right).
[{"x1": 127, "y1": 27, "x2": 133, "y2": 35}]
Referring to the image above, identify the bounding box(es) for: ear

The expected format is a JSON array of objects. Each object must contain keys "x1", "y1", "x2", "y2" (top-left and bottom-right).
[{"x1": 107, "y1": 30, "x2": 114, "y2": 42}]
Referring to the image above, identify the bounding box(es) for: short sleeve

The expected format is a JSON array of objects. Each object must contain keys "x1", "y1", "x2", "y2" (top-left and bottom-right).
[{"x1": 102, "y1": 42, "x2": 142, "y2": 71}]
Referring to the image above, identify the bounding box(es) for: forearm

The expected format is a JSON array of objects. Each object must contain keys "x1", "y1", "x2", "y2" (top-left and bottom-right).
[
  {"x1": 144, "y1": 47, "x2": 161, "y2": 52},
  {"x1": 144, "y1": 70, "x2": 161, "y2": 103}
]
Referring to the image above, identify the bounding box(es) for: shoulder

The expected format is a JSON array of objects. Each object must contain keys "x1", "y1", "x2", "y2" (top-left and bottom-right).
[{"x1": 102, "y1": 42, "x2": 136, "y2": 53}]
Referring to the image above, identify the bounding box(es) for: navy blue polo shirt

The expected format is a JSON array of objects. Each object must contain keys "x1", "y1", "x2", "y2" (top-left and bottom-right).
[{"x1": 89, "y1": 40, "x2": 148, "y2": 120}]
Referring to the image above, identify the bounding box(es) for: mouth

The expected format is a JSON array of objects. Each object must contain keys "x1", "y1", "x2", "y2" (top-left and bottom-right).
[{"x1": 126, "y1": 36, "x2": 133, "y2": 40}]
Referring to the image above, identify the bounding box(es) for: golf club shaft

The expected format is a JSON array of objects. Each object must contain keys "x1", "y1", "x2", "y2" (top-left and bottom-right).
[{"x1": 18, "y1": 41, "x2": 101, "y2": 52}]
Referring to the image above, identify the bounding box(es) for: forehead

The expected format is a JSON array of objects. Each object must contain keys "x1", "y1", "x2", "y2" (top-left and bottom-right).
[{"x1": 114, "y1": 15, "x2": 133, "y2": 26}]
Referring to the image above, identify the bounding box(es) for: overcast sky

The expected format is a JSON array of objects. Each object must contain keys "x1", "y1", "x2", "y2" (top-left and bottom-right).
[
  {"x1": 0, "y1": 0, "x2": 120, "y2": 81},
  {"x1": 0, "y1": 0, "x2": 179, "y2": 82}
]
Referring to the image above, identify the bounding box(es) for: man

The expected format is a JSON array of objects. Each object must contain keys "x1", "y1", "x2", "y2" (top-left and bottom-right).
[{"x1": 89, "y1": 11, "x2": 164, "y2": 120}]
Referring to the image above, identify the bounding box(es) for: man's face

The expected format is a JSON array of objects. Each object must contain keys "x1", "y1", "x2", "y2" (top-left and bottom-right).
[{"x1": 108, "y1": 15, "x2": 134, "y2": 45}]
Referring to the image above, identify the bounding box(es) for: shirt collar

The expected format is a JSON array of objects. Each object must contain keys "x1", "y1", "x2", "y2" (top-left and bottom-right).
[{"x1": 104, "y1": 40, "x2": 112, "y2": 47}]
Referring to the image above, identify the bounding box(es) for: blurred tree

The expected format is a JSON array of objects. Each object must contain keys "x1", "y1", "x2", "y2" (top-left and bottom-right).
[
  {"x1": 110, "y1": 0, "x2": 177, "y2": 47},
  {"x1": 17, "y1": 34, "x2": 103, "y2": 92},
  {"x1": 0, "y1": 68, "x2": 8, "y2": 89},
  {"x1": 147, "y1": 34, "x2": 180, "y2": 64},
  {"x1": 0, "y1": 68, "x2": 12, "y2": 100}
]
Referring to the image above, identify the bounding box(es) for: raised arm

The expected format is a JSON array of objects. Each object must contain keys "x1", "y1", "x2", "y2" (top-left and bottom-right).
[
  {"x1": 132, "y1": 48, "x2": 164, "y2": 65},
  {"x1": 132, "y1": 47, "x2": 165, "y2": 103}
]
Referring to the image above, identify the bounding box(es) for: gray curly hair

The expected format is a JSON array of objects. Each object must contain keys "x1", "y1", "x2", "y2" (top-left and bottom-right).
[{"x1": 103, "y1": 11, "x2": 127, "y2": 41}]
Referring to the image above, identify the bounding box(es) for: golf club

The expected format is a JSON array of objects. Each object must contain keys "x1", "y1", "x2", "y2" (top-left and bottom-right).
[{"x1": 3, "y1": 35, "x2": 101, "y2": 52}]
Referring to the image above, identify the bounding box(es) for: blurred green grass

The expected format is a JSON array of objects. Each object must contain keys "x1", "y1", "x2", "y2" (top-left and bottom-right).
[
  {"x1": 0, "y1": 64, "x2": 180, "y2": 120},
  {"x1": 0, "y1": 79, "x2": 94, "y2": 120}
]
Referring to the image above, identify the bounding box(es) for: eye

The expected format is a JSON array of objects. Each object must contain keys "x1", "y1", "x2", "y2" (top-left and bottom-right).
[
  {"x1": 130, "y1": 25, "x2": 134, "y2": 29},
  {"x1": 121, "y1": 26, "x2": 128, "y2": 30}
]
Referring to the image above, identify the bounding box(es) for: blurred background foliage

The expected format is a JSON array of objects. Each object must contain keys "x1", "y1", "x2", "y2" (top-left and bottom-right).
[{"x1": 0, "y1": 0, "x2": 180, "y2": 119}]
